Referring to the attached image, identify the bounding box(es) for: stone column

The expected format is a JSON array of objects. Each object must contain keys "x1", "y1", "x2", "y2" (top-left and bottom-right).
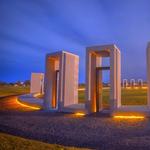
[
  {"x1": 86, "y1": 50, "x2": 102, "y2": 113},
  {"x1": 30, "y1": 73, "x2": 44, "y2": 94},
  {"x1": 110, "y1": 47, "x2": 121, "y2": 110},
  {"x1": 86, "y1": 52, "x2": 97, "y2": 113},
  {"x1": 147, "y1": 42, "x2": 150, "y2": 107},
  {"x1": 44, "y1": 56, "x2": 56, "y2": 110}
]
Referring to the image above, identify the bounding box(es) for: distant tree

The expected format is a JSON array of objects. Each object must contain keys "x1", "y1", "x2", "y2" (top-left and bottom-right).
[
  {"x1": 9, "y1": 83, "x2": 14, "y2": 86},
  {"x1": 79, "y1": 83, "x2": 85, "y2": 87},
  {"x1": 24, "y1": 80, "x2": 30, "y2": 86},
  {"x1": 15, "y1": 81, "x2": 22, "y2": 86},
  {"x1": 0, "y1": 81, "x2": 7, "y2": 86}
]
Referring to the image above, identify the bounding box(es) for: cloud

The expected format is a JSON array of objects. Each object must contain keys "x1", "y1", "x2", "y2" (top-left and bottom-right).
[{"x1": 0, "y1": 0, "x2": 150, "y2": 82}]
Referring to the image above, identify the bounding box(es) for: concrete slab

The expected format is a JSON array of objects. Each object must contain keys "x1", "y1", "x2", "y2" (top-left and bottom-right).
[{"x1": 18, "y1": 94, "x2": 43, "y2": 107}]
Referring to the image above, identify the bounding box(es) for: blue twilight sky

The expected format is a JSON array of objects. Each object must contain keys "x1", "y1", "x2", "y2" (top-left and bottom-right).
[{"x1": 0, "y1": 0, "x2": 150, "y2": 83}]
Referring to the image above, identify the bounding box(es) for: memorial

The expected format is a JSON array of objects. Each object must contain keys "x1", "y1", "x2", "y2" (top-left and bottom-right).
[
  {"x1": 30, "y1": 73, "x2": 44, "y2": 94},
  {"x1": 44, "y1": 51, "x2": 79, "y2": 111},
  {"x1": 85, "y1": 44, "x2": 121, "y2": 113},
  {"x1": 24, "y1": 42, "x2": 150, "y2": 117}
]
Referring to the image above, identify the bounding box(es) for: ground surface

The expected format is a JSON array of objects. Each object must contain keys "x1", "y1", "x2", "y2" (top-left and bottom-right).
[
  {"x1": 0, "y1": 132, "x2": 88, "y2": 150},
  {"x1": 0, "y1": 85, "x2": 29, "y2": 98},
  {"x1": 1, "y1": 108, "x2": 150, "y2": 150},
  {"x1": 79, "y1": 88, "x2": 147, "y2": 107},
  {"x1": 0, "y1": 85, "x2": 150, "y2": 150},
  {"x1": 0, "y1": 96, "x2": 90, "y2": 150},
  {"x1": 0, "y1": 85, "x2": 147, "y2": 106}
]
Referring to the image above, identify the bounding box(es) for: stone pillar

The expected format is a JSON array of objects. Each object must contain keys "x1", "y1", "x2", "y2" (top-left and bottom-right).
[
  {"x1": 30, "y1": 73, "x2": 44, "y2": 94},
  {"x1": 110, "y1": 47, "x2": 121, "y2": 110},
  {"x1": 86, "y1": 52, "x2": 97, "y2": 113},
  {"x1": 62, "y1": 53, "x2": 79, "y2": 107},
  {"x1": 147, "y1": 42, "x2": 150, "y2": 107},
  {"x1": 44, "y1": 55, "x2": 60, "y2": 109},
  {"x1": 96, "y1": 58, "x2": 103, "y2": 112}
]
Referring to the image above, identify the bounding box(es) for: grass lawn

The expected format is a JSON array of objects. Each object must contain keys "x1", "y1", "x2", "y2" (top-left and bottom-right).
[
  {"x1": 0, "y1": 132, "x2": 89, "y2": 150},
  {"x1": 0, "y1": 85, "x2": 30, "y2": 98},
  {"x1": 79, "y1": 88, "x2": 148, "y2": 108},
  {"x1": 0, "y1": 85, "x2": 148, "y2": 107}
]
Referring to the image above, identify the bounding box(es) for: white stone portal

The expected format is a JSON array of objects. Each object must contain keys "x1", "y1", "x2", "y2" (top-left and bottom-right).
[
  {"x1": 130, "y1": 79, "x2": 136, "y2": 88},
  {"x1": 138, "y1": 79, "x2": 143, "y2": 88},
  {"x1": 85, "y1": 44, "x2": 121, "y2": 113},
  {"x1": 30, "y1": 73, "x2": 44, "y2": 94},
  {"x1": 113, "y1": 42, "x2": 150, "y2": 116},
  {"x1": 123, "y1": 79, "x2": 128, "y2": 88},
  {"x1": 44, "y1": 51, "x2": 79, "y2": 111}
]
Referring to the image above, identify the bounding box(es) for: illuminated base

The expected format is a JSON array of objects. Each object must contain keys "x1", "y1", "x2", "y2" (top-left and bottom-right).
[
  {"x1": 18, "y1": 94, "x2": 43, "y2": 110},
  {"x1": 112, "y1": 105, "x2": 150, "y2": 118},
  {"x1": 113, "y1": 115, "x2": 145, "y2": 119},
  {"x1": 18, "y1": 94, "x2": 150, "y2": 118},
  {"x1": 74, "y1": 112, "x2": 86, "y2": 116},
  {"x1": 61, "y1": 103, "x2": 88, "y2": 114},
  {"x1": 16, "y1": 99, "x2": 41, "y2": 110},
  {"x1": 18, "y1": 94, "x2": 88, "y2": 114}
]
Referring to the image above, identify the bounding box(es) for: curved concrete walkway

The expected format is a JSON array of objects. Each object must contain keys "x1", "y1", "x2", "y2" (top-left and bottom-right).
[
  {"x1": 18, "y1": 94, "x2": 43, "y2": 108},
  {"x1": 18, "y1": 94, "x2": 88, "y2": 113}
]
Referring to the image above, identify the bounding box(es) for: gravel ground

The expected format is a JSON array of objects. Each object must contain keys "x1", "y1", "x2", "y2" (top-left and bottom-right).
[{"x1": 1, "y1": 97, "x2": 150, "y2": 150}]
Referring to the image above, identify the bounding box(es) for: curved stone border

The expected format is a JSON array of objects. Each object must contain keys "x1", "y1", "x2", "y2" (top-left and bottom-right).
[{"x1": 18, "y1": 94, "x2": 43, "y2": 109}]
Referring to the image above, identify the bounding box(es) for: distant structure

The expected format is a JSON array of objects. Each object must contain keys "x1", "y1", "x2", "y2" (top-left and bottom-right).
[
  {"x1": 130, "y1": 79, "x2": 136, "y2": 88},
  {"x1": 30, "y1": 73, "x2": 44, "y2": 94},
  {"x1": 122, "y1": 79, "x2": 128, "y2": 88},
  {"x1": 86, "y1": 44, "x2": 121, "y2": 113},
  {"x1": 138, "y1": 79, "x2": 143, "y2": 88},
  {"x1": 44, "y1": 51, "x2": 79, "y2": 111},
  {"x1": 123, "y1": 79, "x2": 144, "y2": 89}
]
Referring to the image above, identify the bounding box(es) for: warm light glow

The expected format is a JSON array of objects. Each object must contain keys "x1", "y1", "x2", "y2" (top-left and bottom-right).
[
  {"x1": 33, "y1": 93, "x2": 41, "y2": 97},
  {"x1": 16, "y1": 99, "x2": 41, "y2": 110},
  {"x1": 126, "y1": 87, "x2": 132, "y2": 89},
  {"x1": 78, "y1": 88, "x2": 85, "y2": 91},
  {"x1": 142, "y1": 87, "x2": 148, "y2": 89},
  {"x1": 113, "y1": 115, "x2": 145, "y2": 119},
  {"x1": 75, "y1": 112, "x2": 85, "y2": 116}
]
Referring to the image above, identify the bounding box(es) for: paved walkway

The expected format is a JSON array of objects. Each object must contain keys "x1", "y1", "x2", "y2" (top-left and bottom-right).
[{"x1": 18, "y1": 94, "x2": 43, "y2": 107}]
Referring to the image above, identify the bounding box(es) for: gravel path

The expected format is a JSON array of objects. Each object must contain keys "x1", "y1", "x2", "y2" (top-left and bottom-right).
[{"x1": 1, "y1": 96, "x2": 150, "y2": 150}]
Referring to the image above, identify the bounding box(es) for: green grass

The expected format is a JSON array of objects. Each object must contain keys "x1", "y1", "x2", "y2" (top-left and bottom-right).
[
  {"x1": 0, "y1": 85, "x2": 30, "y2": 98},
  {"x1": 0, "y1": 132, "x2": 89, "y2": 150},
  {"x1": 78, "y1": 88, "x2": 148, "y2": 107},
  {"x1": 0, "y1": 85, "x2": 148, "y2": 106}
]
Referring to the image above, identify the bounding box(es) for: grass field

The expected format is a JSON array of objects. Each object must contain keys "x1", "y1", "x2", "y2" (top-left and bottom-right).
[
  {"x1": 0, "y1": 132, "x2": 89, "y2": 150},
  {"x1": 0, "y1": 85, "x2": 29, "y2": 98},
  {"x1": 78, "y1": 88, "x2": 147, "y2": 108},
  {"x1": 0, "y1": 85, "x2": 148, "y2": 106}
]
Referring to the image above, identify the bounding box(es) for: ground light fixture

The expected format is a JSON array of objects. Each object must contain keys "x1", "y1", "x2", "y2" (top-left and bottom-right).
[
  {"x1": 74, "y1": 112, "x2": 86, "y2": 116},
  {"x1": 113, "y1": 115, "x2": 145, "y2": 119}
]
